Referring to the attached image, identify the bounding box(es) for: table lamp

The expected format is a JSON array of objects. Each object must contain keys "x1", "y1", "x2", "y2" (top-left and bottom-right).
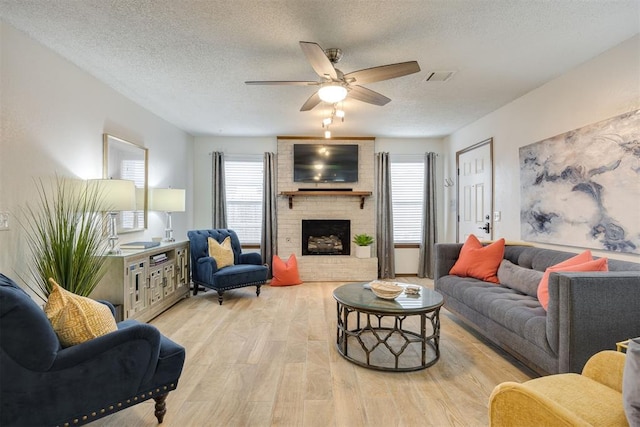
[
  {"x1": 89, "y1": 179, "x2": 137, "y2": 254},
  {"x1": 149, "y1": 188, "x2": 185, "y2": 242}
]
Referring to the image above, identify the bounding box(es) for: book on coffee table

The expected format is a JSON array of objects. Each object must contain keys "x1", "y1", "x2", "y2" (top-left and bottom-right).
[{"x1": 120, "y1": 241, "x2": 161, "y2": 250}]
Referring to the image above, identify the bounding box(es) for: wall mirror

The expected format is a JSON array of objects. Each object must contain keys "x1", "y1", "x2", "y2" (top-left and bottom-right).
[{"x1": 103, "y1": 133, "x2": 148, "y2": 233}]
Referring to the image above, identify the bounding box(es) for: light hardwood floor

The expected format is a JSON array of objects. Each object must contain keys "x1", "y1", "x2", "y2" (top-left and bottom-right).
[{"x1": 92, "y1": 278, "x2": 534, "y2": 427}]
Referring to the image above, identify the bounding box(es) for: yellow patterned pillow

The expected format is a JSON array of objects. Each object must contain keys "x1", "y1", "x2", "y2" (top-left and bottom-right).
[
  {"x1": 208, "y1": 236, "x2": 234, "y2": 269},
  {"x1": 44, "y1": 278, "x2": 117, "y2": 348}
]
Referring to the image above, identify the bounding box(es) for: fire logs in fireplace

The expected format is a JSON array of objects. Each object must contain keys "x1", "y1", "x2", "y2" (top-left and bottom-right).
[
  {"x1": 302, "y1": 219, "x2": 350, "y2": 256},
  {"x1": 308, "y1": 235, "x2": 343, "y2": 253}
]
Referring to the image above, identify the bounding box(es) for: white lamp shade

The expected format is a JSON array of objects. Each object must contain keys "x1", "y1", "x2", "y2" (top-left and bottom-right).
[
  {"x1": 318, "y1": 84, "x2": 347, "y2": 103},
  {"x1": 149, "y1": 188, "x2": 185, "y2": 212},
  {"x1": 89, "y1": 179, "x2": 137, "y2": 211}
]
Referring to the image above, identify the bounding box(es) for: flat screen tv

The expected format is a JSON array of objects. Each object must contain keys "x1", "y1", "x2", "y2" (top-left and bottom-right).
[{"x1": 293, "y1": 144, "x2": 358, "y2": 183}]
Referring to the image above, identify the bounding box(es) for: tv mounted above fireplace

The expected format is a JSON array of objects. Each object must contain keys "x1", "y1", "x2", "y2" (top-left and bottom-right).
[{"x1": 293, "y1": 144, "x2": 358, "y2": 183}]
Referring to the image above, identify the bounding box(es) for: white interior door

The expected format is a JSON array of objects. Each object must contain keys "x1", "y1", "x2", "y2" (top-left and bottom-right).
[{"x1": 457, "y1": 139, "x2": 493, "y2": 242}]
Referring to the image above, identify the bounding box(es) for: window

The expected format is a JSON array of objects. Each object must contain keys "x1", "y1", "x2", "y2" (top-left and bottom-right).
[
  {"x1": 225, "y1": 154, "x2": 263, "y2": 244},
  {"x1": 119, "y1": 159, "x2": 145, "y2": 229},
  {"x1": 390, "y1": 155, "x2": 424, "y2": 244}
]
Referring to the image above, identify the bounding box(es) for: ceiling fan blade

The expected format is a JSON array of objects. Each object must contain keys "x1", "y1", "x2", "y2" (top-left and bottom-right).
[
  {"x1": 344, "y1": 61, "x2": 420, "y2": 85},
  {"x1": 299, "y1": 41, "x2": 338, "y2": 80},
  {"x1": 348, "y1": 85, "x2": 391, "y2": 106},
  {"x1": 245, "y1": 80, "x2": 318, "y2": 86},
  {"x1": 300, "y1": 91, "x2": 322, "y2": 111}
]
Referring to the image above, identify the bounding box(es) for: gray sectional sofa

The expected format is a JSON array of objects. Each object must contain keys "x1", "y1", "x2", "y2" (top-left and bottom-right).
[{"x1": 434, "y1": 243, "x2": 640, "y2": 375}]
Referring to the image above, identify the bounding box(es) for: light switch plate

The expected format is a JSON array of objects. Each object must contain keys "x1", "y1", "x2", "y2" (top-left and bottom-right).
[
  {"x1": 0, "y1": 212, "x2": 9, "y2": 231},
  {"x1": 493, "y1": 211, "x2": 501, "y2": 222}
]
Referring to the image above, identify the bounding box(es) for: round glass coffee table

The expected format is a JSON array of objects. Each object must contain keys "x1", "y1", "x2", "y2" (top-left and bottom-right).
[{"x1": 333, "y1": 282, "x2": 444, "y2": 372}]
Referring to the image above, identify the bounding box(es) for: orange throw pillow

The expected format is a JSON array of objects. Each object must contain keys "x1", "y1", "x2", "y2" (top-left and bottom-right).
[
  {"x1": 449, "y1": 235, "x2": 505, "y2": 284},
  {"x1": 536, "y1": 250, "x2": 592, "y2": 309},
  {"x1": 271, "y1": 254, "x2": 302, "y2": 287},
  {"x1": 537, "y1": 254, "x2": 608, "y2": 311}
]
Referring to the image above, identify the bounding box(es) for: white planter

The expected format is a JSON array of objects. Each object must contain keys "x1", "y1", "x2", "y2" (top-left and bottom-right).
[{"x1": 354, "y1": 245, "x2": 371, "y2": 259}]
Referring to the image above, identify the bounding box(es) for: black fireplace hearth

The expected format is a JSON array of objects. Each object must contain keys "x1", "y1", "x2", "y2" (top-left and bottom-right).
[{"x1": 302, "y1": 219, "x2": 350, "y2": 256}]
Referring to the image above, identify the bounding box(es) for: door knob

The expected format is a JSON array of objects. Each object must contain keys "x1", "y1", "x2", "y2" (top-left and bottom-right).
[{"x1": 478, "y1": 222, "x2": 491, "y2": 233}]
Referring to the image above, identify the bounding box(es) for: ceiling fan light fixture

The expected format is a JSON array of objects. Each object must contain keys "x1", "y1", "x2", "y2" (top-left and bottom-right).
[{"x1": 318, "y1": 84, "x2": 347, "y2": 103}]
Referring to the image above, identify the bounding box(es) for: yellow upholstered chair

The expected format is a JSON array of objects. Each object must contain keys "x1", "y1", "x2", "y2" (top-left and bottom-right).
[{"x1": 489, "y1": 350, "x2": 628, "y2": 427}]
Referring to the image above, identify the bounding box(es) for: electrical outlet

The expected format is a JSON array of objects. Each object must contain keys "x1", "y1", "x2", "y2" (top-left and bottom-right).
[{"x1": 0, "y1": 212, "x2": 9, "y2": 231}]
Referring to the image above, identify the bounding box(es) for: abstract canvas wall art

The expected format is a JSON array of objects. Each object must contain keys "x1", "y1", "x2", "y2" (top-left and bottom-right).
[{"x1": 520, "y1": 109, "x2": 640, "y2": 253}]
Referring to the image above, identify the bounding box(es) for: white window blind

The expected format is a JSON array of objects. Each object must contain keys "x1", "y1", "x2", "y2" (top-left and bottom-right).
[
  {"x1": 225, "y1": 154, "x2": 263, "y2": 244},
  {"x1": 120, "y1": 159, "x2": 145, "y2": 229},
  {"x1": 390, "y1": 155, "x2": 424, "y2": 244}
]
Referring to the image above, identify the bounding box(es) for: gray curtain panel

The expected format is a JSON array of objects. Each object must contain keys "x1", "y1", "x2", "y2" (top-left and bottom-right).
[
  {"x1": 418, "y1": 152, "x2": 438, "y2": 278},
  {"x1": 211, "y1": 151, "x2": 227, "y2": 228},
  {"x1": 375, "y1": 152, "x2": 395, "y2": 279},
  {"x1": 261, "y1": 152, "x2": 277, "y2": 278}
]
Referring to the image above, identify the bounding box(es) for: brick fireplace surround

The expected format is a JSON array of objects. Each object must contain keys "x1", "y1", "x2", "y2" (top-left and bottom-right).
[{"x1": 277, "y1": 138, "x2": 378, "y2": 281}]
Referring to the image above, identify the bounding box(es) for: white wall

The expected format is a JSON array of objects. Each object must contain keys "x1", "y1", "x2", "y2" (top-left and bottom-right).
[
  {"x1": 0, "y1": 22, "x2": 194, "y2": 278},
  {"x1": 444, "y1": 35, "x2": 640, "y2": 262},
  {"x1": 193, "y1": 136, "x2": 444, "y2": 274}
]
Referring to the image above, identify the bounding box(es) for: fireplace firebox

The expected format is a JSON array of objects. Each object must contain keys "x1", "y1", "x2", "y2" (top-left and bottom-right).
[{"x1": 302, "y1": 219, "x2": 350, "y2": 256}]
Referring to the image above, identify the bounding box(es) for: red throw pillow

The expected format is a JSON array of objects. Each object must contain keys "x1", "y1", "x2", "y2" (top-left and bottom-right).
[
  {"x1": 537, "y1": 255, "x2": 608, "y2": 311},
  {"x1": 271, "y1": 254, "x2": 302, "y2": 286},
  {"x1": 449, "y1": 235, "x2": 505, "y2": 284},
  {"x1": 536, "y1": 250, "x2": 592, "y2": 309}
]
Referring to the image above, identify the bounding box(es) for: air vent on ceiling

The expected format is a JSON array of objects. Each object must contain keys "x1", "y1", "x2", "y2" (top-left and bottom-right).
[{"x1": 425, "y1": 70, "x2": 456, "y2": 82}]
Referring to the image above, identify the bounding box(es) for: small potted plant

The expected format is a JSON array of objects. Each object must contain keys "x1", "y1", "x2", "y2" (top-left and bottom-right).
[{"x1": 353, "y1": 233, "x2": 374, "y2": 258}]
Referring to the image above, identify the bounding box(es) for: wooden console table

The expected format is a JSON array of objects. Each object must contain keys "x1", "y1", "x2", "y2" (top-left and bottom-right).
[{"x1": 280, "y1": 190, "x2": 372, "y2": 209}]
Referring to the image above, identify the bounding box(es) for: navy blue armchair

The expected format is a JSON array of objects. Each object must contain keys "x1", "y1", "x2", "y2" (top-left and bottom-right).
[
  {"x1": 187, "y1": 229, "x2": 268, "y2": 304},
  {"x1": 0, "y1": 273, "x2": 185, "y2": 426}
]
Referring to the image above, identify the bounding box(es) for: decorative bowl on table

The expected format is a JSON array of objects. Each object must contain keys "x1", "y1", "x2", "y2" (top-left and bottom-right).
[{"x1": 369, "y1": 281, "x2": 403, "y2": 300}]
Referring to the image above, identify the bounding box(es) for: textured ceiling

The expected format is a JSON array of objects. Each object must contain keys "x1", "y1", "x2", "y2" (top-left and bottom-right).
[{"x1": 1, "y1": 1, "x2": 639, "y2": 138}]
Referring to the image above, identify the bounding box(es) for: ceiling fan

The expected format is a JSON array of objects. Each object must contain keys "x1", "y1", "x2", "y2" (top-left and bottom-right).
[{"x1": 245, "y1": 41, "x2": 421, "y2": 111}]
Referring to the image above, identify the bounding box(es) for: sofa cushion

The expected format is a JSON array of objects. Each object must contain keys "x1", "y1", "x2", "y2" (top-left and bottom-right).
[
  {"x1": 437, "y1": 275, "x2": 550, "y2": 352},
  {"x1": 538, "y1": 255, "x2": 608, "y2": 310},
  {"x1": 45, "y1": 279, "x2": 117, "y2": 348},
  {"x1": 213, "y1": 263, "x2": 269, "y2": 288},
  {"x1": 497, "y1": 260, "x2": 543, "y2": 297},
  {"x1": 449, "y1": 235, "x2": 505, "y2": 284},
  {"x1": 208, "y1": 236, "x2": 234, "y2": 269},
  {"x1": 271, "y1": 254, "x2": 302, "y2": 287},
  {"x1": 624, "y1": 337, "x2": 640, "y2": 426}
]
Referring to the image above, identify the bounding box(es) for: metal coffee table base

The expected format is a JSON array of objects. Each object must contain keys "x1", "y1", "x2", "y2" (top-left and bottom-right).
[{"x1": 335, "y1": 302, "x2": 441, "y2": 372}]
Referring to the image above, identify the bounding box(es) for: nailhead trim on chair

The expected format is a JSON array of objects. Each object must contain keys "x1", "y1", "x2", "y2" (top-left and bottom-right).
[
  {"x1": 56, "y1": 383, "x2": 177, "y2": 426},
  {"x1": 194, "y1": 279, "x2": 266, "y2": 292}
]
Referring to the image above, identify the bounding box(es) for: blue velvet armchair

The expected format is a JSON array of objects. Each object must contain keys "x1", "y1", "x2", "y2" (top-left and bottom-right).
[
  {"x1": 187, "y1": 229, "x2": 268, "y2": 305},
  {"x1": 0, "y1": 274, "x2": 185, "y2": 426}
]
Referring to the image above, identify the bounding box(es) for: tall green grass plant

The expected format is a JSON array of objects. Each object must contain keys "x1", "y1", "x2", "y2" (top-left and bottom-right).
[{"x1": 20, "y1": 177, "x2": 109, "y2": 301}]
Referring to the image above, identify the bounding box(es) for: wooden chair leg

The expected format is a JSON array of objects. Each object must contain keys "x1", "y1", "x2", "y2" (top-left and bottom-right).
[
  {"x1": 217, "y1": 291, "x2": 224, "y2": 305},
  {"x1": 256, "y1": 285, "x2": 261, "y2": 297},
  {"x1": 153, "y1": 393, "x2": 168, "y2": 423}
]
